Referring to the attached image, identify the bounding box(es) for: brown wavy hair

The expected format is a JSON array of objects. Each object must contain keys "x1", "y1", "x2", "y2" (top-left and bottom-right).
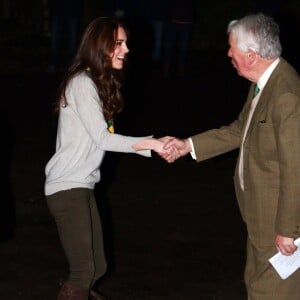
[{"x1": 54, "y1": 17, "x2": 127, "y2": 121}]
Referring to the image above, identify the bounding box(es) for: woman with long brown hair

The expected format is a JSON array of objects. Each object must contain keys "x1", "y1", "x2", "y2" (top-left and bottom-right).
[{"x1": 45, "y1": 17, "x2": 171, "y2": 300}]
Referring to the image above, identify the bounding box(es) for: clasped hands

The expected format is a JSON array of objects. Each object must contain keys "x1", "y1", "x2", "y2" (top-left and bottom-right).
[
  {"x1": 154, "y1": 136, "x2": 192, "y2": 163},
  {"x1": 133, "y1": 136, "x2": 192, "y2": 162}
]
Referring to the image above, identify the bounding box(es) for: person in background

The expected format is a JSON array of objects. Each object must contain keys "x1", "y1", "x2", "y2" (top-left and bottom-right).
[
  {"x1": 47, "y1": 0, "x2": 83, "y2": 72},
  {"x1": 143, "y1": 0, "x2": 169, "y2": 75},
  {"x1": 45, "y1": 17, "x2": 173, "y2": 300},
  {"x1": 163, "y1": 13, "x2": 300, "y2": 299},
  {"x1": 251, "y1": 0, "x2": 281, "y2": 18},
  {"x1": 162, "y1": 0, "x2": 196, "y2": 78}
]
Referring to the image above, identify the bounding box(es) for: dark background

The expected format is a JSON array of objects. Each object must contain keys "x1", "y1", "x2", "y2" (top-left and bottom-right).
[{"x1": 0, "y1": 1, "x2": 299, "y2": 299}]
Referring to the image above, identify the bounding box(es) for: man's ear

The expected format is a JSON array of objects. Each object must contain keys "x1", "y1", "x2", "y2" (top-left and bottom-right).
[{"x1": 247, "y1": 49, "x2": 257, "y2": 64}]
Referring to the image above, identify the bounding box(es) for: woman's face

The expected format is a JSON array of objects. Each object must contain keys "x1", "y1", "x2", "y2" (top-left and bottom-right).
[{"x1": 111, "y1": 26, "x2": 129, "y2": 69}]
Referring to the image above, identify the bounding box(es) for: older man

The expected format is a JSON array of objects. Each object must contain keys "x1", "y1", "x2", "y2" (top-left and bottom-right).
[{"x1": 164, "y1": 13, "x2": 300, "y2": 299}]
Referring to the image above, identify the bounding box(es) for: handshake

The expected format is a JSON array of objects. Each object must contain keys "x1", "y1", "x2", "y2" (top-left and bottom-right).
[{"x1": 133, "y1": 136, "x2": 192, "y2": 163}]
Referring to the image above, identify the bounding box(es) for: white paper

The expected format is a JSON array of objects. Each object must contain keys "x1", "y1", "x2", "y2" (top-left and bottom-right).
[{"x1": 269, "y1": 237, "x2": 300, "y2": 279}]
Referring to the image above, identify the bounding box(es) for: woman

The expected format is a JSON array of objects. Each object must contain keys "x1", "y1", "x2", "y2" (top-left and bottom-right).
[{"x1": 45, "y1": 17, "x2": 169, "y2": 300}]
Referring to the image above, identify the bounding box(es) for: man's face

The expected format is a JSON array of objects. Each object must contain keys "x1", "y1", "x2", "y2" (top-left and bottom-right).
[{"x1": 227, "y1": 33, "x2": 251, "y2": 79}]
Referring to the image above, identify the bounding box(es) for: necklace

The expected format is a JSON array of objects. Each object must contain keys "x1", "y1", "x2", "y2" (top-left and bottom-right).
[{"x1": 107, "y1": 120, "x2": 114, "y2": 133}]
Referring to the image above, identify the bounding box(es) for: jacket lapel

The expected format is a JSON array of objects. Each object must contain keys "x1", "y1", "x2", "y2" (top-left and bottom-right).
[{"x1": 243, "y1": 59, "x2": 283, "y2": 139}]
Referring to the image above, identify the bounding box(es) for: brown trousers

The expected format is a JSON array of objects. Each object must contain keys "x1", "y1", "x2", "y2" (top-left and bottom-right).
[
  {"x1": 47, "y1": 188, "x2": 107, "y2": 289},
  {"x1": 245, "y1": 237, "x2": 300, "y2": 300}
]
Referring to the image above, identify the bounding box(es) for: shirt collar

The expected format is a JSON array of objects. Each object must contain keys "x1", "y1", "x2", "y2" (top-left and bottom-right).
[{"x1": 257, "y1": 57, "x2": 280, "y2": 91}]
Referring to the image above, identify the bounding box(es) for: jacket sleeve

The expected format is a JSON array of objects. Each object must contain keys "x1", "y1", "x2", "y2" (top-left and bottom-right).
[{"x1": 190, "y1": 97, "x2": 252, "y2": 162}]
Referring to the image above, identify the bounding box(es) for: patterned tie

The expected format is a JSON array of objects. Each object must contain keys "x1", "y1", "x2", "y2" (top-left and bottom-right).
[{"x1": 253, "y1": 84, "x2": 260, "y2": 97}]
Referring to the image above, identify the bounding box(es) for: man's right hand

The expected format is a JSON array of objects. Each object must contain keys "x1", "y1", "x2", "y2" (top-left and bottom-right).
[{"x1": 161, "y1": 138, "x2": 192, "y2": 163}]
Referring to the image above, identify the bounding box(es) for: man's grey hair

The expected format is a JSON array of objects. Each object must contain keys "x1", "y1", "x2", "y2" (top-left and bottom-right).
[{"x1": 227, "y1": 13, "x2": 282, "y2": 59}]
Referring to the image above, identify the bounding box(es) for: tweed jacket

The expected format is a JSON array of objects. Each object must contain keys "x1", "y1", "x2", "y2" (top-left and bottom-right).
[{"x1": 191, "y1": 58, "x2": 300, "y2": 247}]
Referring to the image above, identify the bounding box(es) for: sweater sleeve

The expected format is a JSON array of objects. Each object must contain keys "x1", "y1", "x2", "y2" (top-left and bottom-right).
[{"x1": 67, "y1": 74, "x2": 151, "y2": 157}]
